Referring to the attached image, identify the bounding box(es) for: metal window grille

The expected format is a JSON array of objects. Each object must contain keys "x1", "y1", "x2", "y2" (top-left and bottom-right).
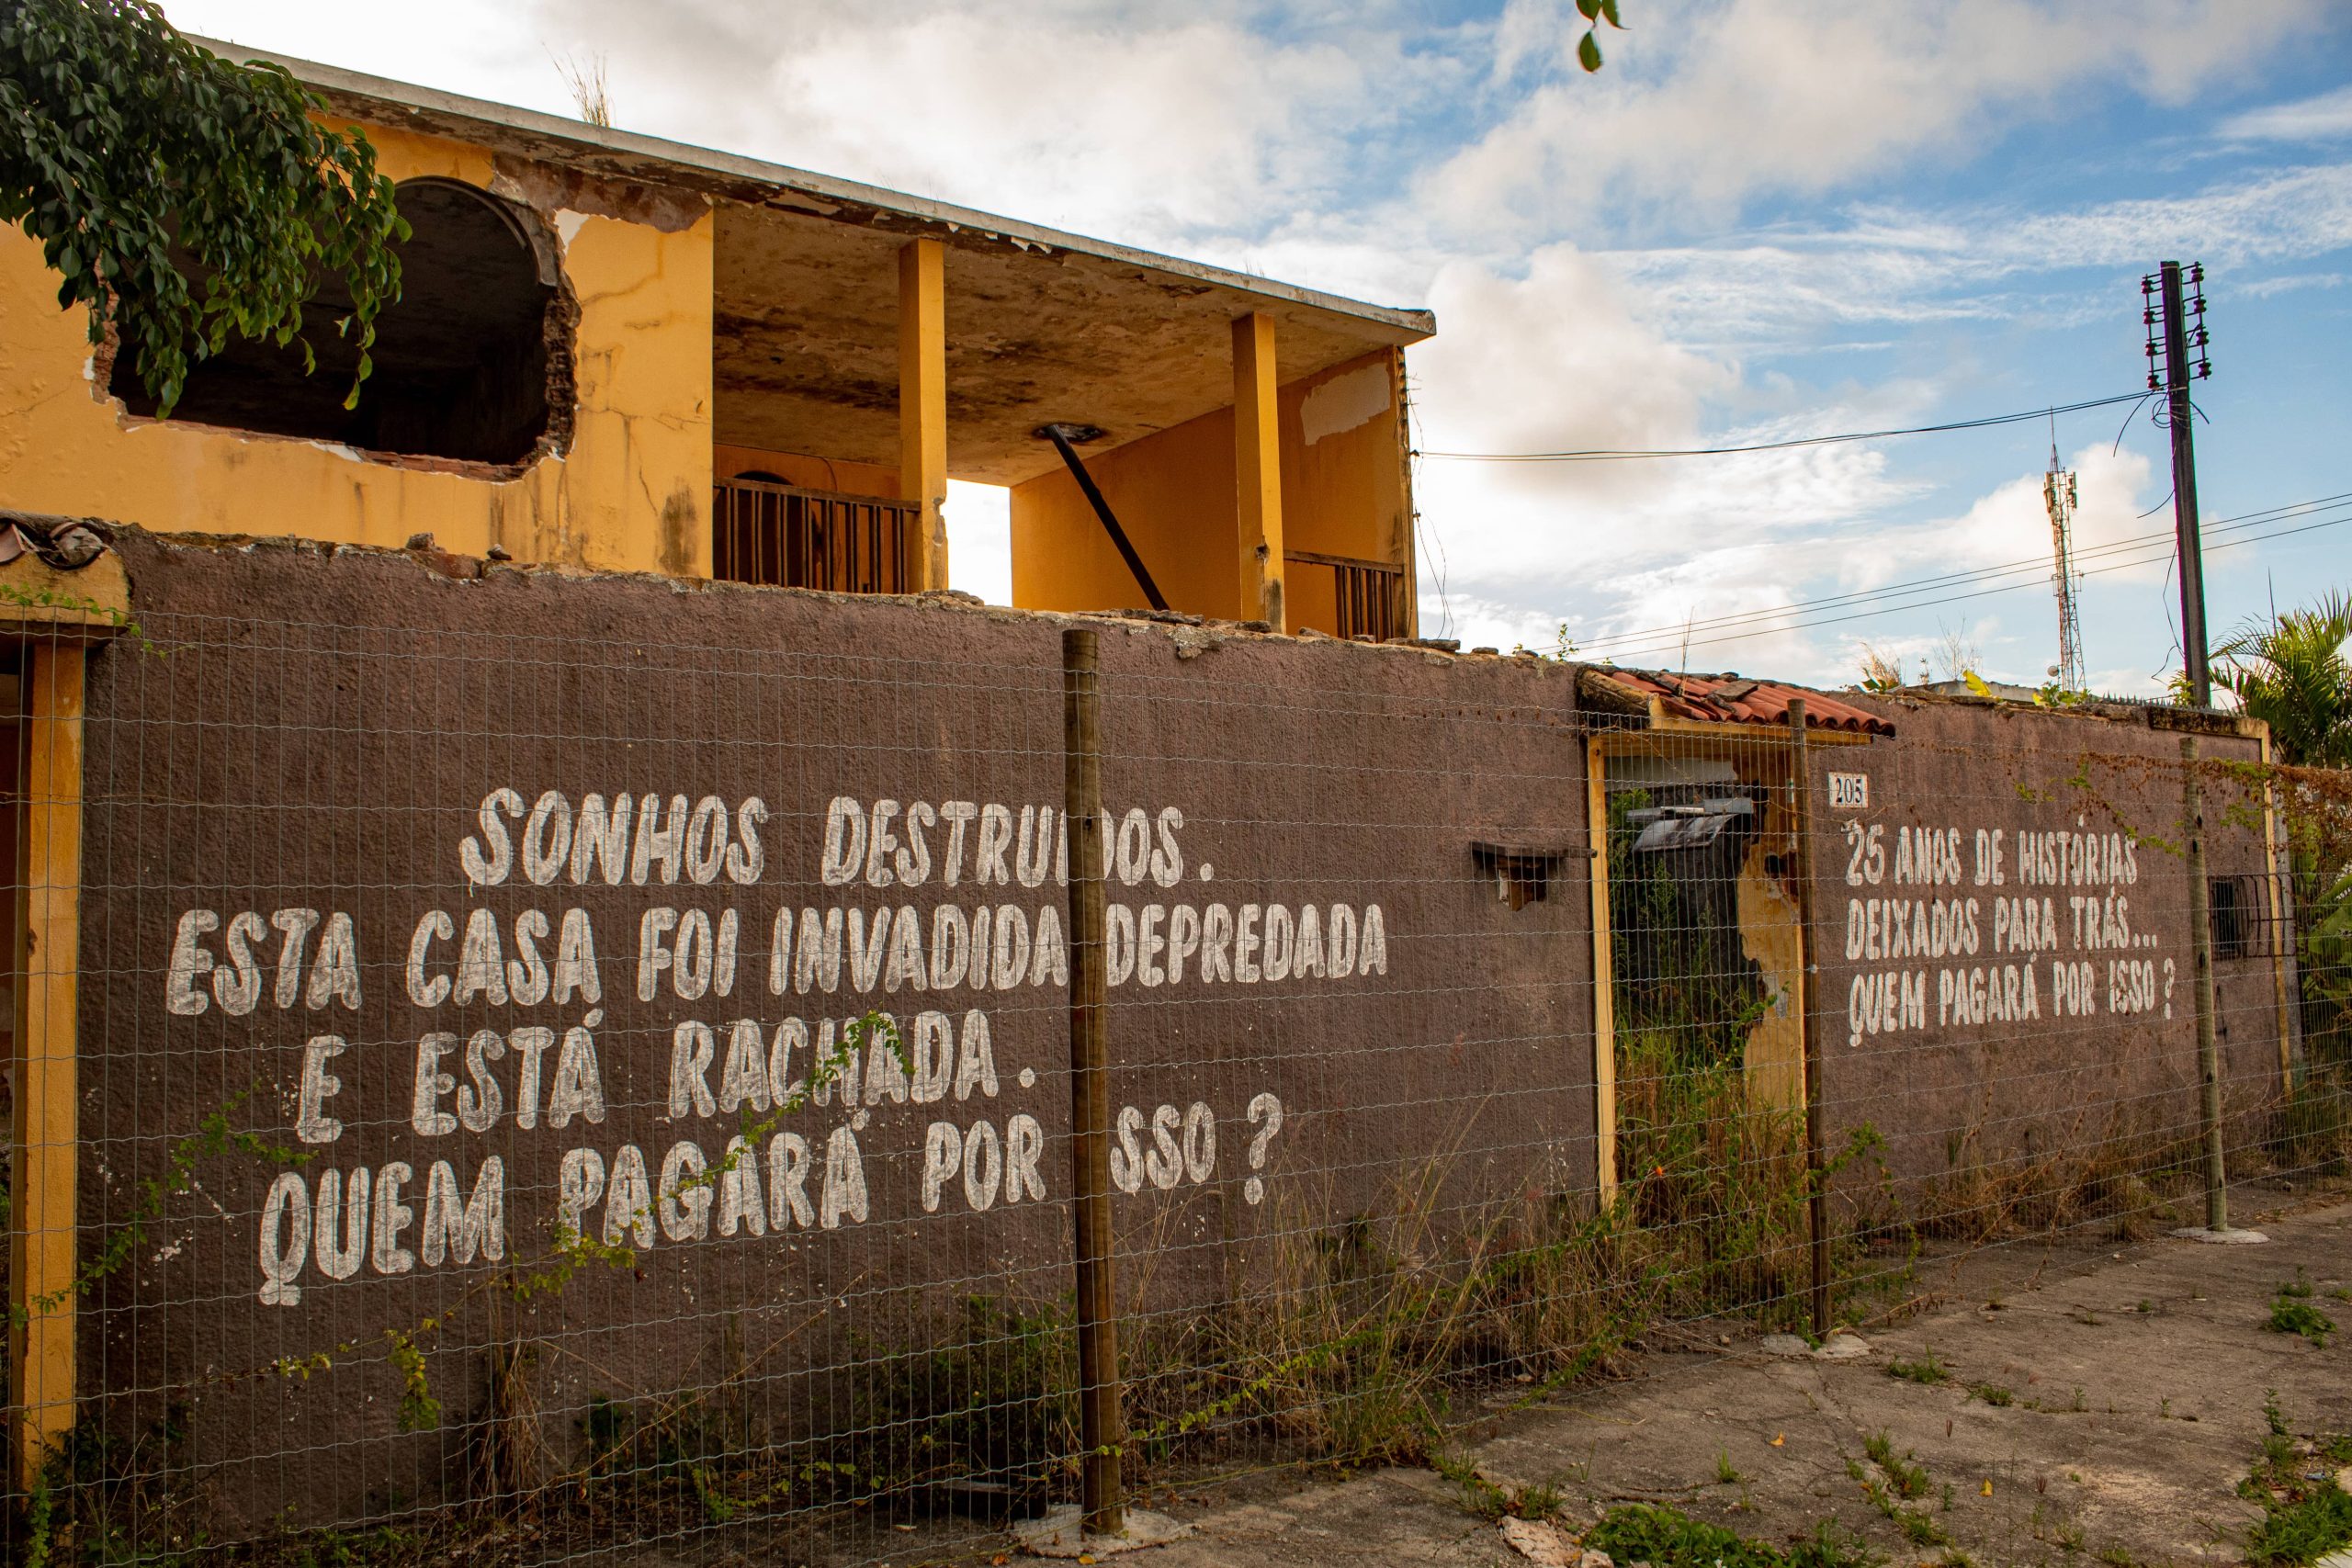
[
  {"x1": 1286, "y1": 549, "x2": 1406, "y2": 641},
  {"x1": 712, "y1": 477, "x2": 913, "y2": 593},
  {"x1": 2208, "y1": 872, "x2": 2285, "y2": 960}
]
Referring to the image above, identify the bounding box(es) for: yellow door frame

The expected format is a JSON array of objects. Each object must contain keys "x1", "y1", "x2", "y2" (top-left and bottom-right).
[
  {"x1": 3, "y1": 536, "x2": 127, "y2": 1492},
  {"x1": 1585, "y1": 719, "x2": 1871, "y2": 1209}
]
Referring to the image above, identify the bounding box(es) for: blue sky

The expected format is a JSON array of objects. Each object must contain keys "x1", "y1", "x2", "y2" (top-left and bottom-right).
[{"x1": 169, "y1": 0, "x2": 2352, "y2": 694}]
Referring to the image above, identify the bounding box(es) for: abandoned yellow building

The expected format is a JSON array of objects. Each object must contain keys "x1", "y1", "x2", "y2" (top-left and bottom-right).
[{"x1": 0, "y1": 43, "x2": 1433, "y2": 639}]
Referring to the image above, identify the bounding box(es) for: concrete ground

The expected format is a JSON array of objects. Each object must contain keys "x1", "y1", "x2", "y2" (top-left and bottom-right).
[
  {"x1": 1095, "y1": 1186, "x2": 2352, "y2": 1568},
  {"x1": 635, "y1": 1184, "x2": 2349, "y2": 1568}
]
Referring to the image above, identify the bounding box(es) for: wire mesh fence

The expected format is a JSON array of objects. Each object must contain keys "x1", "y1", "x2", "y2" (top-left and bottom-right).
[{"x1": 2, "y1": 530, "x2": 2346, "y2": 1566}]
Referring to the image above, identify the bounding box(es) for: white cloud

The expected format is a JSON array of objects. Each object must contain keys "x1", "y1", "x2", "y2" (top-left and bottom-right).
[
  {"x1": 1419, "y1": 0, "x2": 2328, "y2": 242},
  {"x1": 2221, "y1": 83, "x2": 2352, "y2": 141},
  {"x1": 174, "y1": 0, "x2": 1429, "y2": 250},
  {"x1": 2241, "y1": 270, "x2": 2348, "y2": 297}
]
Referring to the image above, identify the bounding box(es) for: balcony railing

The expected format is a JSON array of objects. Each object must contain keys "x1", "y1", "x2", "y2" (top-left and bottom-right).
[
  {"x1": 1288, "y1": 549, "x2": 1408, "y2": 641},
  {"x1": 713, "y1": 477, "x2": 913, "y2": 594}
]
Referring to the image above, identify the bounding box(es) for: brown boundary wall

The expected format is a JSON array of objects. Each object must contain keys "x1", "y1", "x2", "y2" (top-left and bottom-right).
[
  {"x1": 1798, "y1": 694, "x2": 2286, "y2": 1195},
  {"x1": 29, "y1": 527, "x2": 2291, "y2": 1533},
  {"x1": 63, "y1": 527, "x2": 1594, "y2": 1527}
]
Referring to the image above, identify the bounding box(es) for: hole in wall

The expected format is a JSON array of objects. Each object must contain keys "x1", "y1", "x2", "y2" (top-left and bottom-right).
[{"x1": 109, "y1": 177, "x2": 571, "y2": 468}]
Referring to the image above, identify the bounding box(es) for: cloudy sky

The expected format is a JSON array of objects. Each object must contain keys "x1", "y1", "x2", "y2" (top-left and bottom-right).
[{"x1": 170, "y1": 1, "x2": 2352, "y2": 694}]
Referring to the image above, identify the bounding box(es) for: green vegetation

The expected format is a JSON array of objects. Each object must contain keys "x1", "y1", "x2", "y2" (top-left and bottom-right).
[
  {"x1": 1850, "y1": 1437, "x2": 1946, "y2": 1547},
  {"x1": 2268, "y1": 1279, "x2": 2337, "y2": 1348},
  {"x1": 852, "y1": 1294, "x2": 1076, "y2": 1505},
  {"x1": 2213, "y1": 591, "x2": 2352, "y2": 1072},
  {"x1": 1969, "y1": 1382, "x2": 2014, "y2": 1407},
  {"x1": 1887, "y1": 1348, "x2": 1950, "y2": 1385},
  {"x1": 2240, "y1": 1409, "x2": 2352, "y2": 1566},
  {"x1": 0, "y1": 0, "x2": 407, "y2": 413},
  {"x1": 1590, "y1": 1503, "x2": 1881, "y2": 1568},
  {"x1": 1604, "y1": 786, "x2": 1900, "y2": 1332},
  {"x1": 1432, "y1": 1452, "x2": 1566, "y2": 1522},
  {"x1": 1862, "y1": 1432, "x2": 1929, "y2": 1499}
]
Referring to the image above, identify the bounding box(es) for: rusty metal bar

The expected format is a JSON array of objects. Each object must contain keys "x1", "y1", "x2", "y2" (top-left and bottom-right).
[
  {"x1": 1286, "y1": 551, "x2": 1406, "y2": 640},
  {"x1": 1786, "y1": 697, "x2": 1830, "y2": 1338},
  {"x1": 711, "y1": 478, "x2": 919, "y2": 593},
  {"x1": 1062, "y1": 626, "x2": 1124, "y2": 1535},
  {"x1": 1041, "y1": 425, "x2": 1167, "y2": 613}
]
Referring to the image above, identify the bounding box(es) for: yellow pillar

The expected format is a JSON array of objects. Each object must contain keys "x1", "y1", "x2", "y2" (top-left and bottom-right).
[
  {"x1": 1233, "y1": 312, "x2": 1284, "y2": 630},
  {"x1": 11, "y1": 640, "x2": 85, "y2": 1492},
  {"x1": 899, "y1": 238, "x2": 949, "y2": 592}
]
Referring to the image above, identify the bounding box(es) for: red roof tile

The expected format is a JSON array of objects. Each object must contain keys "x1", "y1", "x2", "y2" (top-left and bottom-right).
[{"x1": 1600, "y1": 670, "x2": 1896, "y2": 737}]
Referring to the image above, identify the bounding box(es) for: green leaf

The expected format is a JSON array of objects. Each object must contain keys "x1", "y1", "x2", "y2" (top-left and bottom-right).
[
  {"x1": 1578, "y1": 28, "x2": 1604, "y2": 71},
  {"x1": 1600, "y1": 0, "x2": 1623, "y2": 27},
  {"x1": 3, "y1": 0, "x2": 404, "y2": 414}
]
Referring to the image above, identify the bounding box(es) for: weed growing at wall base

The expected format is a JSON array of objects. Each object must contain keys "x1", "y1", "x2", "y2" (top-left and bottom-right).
[{"x1": 2240, "y1": 1412, "x2": 2352, "y2": 1566}]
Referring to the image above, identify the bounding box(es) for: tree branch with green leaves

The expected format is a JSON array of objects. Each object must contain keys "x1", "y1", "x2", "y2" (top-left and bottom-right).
[{"x1": 0, "y1": 0, "x2": 407, "y2": 414}]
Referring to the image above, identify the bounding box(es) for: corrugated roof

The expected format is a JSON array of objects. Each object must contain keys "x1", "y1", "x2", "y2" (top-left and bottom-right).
[{"x1": 1598, "y1": 670, "x2": 1896, "y2": 737}]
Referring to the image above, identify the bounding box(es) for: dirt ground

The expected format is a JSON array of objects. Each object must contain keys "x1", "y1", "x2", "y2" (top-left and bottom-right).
[{"x1": 1107, "y1": 1182, "x2": 2352, "y2": 1568}]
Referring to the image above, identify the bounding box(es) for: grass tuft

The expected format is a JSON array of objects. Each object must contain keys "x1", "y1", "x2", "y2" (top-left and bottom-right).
[
  {"x1": 1589, "y1": 1503, "x2": 1882, "y2": 1568},
  {"x1": 1887, "y1": 1348, "x2": 1950, "y2": 1385}
]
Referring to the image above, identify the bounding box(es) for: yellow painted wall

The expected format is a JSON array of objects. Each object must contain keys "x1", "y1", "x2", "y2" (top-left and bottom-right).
[
  {"x1": 0, "y1": 123, "x2": 714, "y2": 576},
  {"x1": 1009, "y1": 402, "x2": 1242, "y2": 620},
  {"x1": 714, "y1": 445, "x2": 898, "y2": 498},
  {"x1": 1736, "y1": 781, "x2": 1807, "y2": 1112},
  {"x1": 1008, "y1": 345, "x2": 1409, "y2": 633},
  {"x1": 1281, "y1": 348, "x2": 1410, "y2": 637}
]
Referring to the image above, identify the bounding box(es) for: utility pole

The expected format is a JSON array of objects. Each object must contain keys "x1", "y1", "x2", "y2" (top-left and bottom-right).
[{"x1": 2143, "y1": 261, "x2": 2212, "y2": 705}]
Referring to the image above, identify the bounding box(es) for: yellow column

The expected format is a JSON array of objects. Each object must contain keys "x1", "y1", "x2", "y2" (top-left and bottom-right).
[
  {"x1": 11, "y1": 640, "x2": 85, "y2": 1492},
  {"x1": 1233, "y1": 312, "x2": 1284, "y2": 630},
  {"x1": 899, "y1": 238, "x2": 949, "y2": 592}
]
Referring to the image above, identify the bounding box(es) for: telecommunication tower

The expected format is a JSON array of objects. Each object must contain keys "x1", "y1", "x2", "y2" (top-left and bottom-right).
[{"x1": 2043, "y1": 430, "x2": 2084, "y2": 692}]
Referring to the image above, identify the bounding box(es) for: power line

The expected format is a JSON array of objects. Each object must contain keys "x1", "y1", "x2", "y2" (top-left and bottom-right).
[
  {"x1": 1578, "y1": 510, "x2": 2348, "y2": 664},
  {"x1": 1566, "y1": 506, "x2": 2351, "y2": 665},
  {"x1": 1576, "y1": 508, "x2": 2348, "y2": 663},
  {"x1": 1417, "y1": 390, "x2": 2154, "y2": 463},
  {"x1": 1575, "y1": 500, "x2": 2346, "y2": 654},
  {"x1": 1567, "y1": 491, "x2": 2352, "y2": 654}
]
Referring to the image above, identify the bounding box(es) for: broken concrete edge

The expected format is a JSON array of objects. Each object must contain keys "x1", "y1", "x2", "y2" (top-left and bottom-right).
[
  {"x1": 0, "y1": 510, "x2": 133, "y2": 637},
  {"x1": 2167, "y1": 1226, "x2": 2271, "y2": 1245},
  {"x1": 75, "y1": 524, "x2": 2261, "y2": 750},
  {"x1": 1012, "y1": 1506, "x2": 1193, "y2": 1557},
  {"x1": 1497, "y1": 1515, "x2": 1614, "y2": 1568},
  {"x1": 72, "y1": 520, "x2": 1597, "y2": 680},
  {"x1": 1758, "y1": 1332, "x2": 1872, "y2": 1360},
  {"x1": 1868, "y1": 682, "x2": 2267, "y2": 741}
]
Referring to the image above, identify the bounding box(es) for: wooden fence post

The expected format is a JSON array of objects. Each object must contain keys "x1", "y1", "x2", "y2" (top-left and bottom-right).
[
  {"x1": 1061, "y1": 626, "x2": 1125, "y2": 1536},
  {"x1": 1785, "y1": 700, "x2": 1830, "y2": 1338}
]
